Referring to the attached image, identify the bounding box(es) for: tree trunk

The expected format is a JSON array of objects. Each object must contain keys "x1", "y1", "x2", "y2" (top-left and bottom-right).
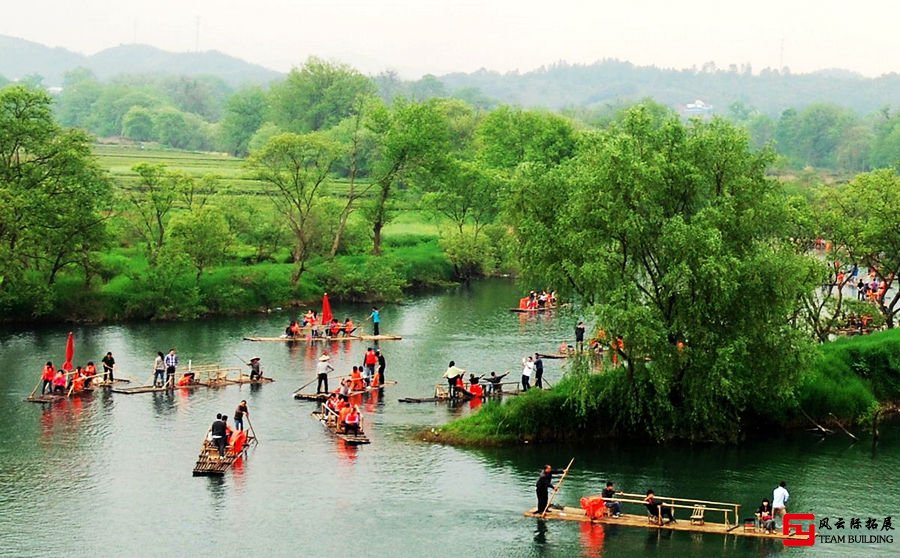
[
  {"x1": 330, "y1": 205, "x2": 352, "y2": 258},
  {"x1": 373, "y1": 220, "x2": 384, "y2": 256}
]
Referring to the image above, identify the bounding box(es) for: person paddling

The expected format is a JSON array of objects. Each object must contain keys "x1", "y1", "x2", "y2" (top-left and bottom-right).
[
  {"x1": 234, "y1": 400, "x2": 249, "y2": 431},
  {"x1": 41, "y1": 361, "x2": 55, "y2": 395},
  {"x1": 101, "y1": 352, "x2": 115, "y2": 383},
  {"x1": 536, "y1": 464, "x2": 566, "y2": 515},
  {"x1": 248, "y1": 357, "x2": 263, "y2": 381}
]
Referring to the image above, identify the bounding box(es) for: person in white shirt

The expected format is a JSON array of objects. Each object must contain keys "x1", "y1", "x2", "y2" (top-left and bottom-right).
[
  {"x1": 772, "y1": 481, "x2": 789, "y2": 525},
  {"x1": 316, "y1": 353, "x2": 334, "y2": 393},
  {"x1": 521, "y1": 356, "x2": 534, "y2": 391},
  {"x1": 443, "y1": 361, "x2": 466, "y2": 397}
]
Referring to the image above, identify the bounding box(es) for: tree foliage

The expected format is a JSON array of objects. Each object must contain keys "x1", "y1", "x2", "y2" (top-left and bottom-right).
[
  {"x1": 0, "y1": 86, "x2": 110, "y2": 313},
  {"x1": 509, "y1": 108, "x2": 816, "y2": 440}
]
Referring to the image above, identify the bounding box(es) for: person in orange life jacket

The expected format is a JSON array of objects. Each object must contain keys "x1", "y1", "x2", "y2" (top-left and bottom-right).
[
  {"x1": 363, "y1": 348, "x2": 377, "y2": 385},
  {"x1": 52, "y1": 369, "x2": 67, "y2": 394},
  {"x1": 344, "y1": 405, "x2": 361, "y2": 435},
  {"x1": 71, "y1": 366, "x2": 85, "y2": 393},
  {"x1": 337, "y1": 403, "x2": 352, "y2": 432},
  {"x1": 329, "y1": 319, "x2": 341, "y2": 337},
  {"x1": 84, "y1": 361, "x2": 96, "y2": 388},
  {"x1": 41, "y1": 361, "x2": 55, "y2": 395},
  {"x1": 350, "y1": 366, "x2": 364, "y2": 391},
  {"x1": 342, "y1": 318, "x2": 354, "y2": 336}
]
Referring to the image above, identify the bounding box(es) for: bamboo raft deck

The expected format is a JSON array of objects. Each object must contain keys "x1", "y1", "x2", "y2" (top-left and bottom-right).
[
  {"x1": 312, "y1": 408, "x2": 370, "y2": 445},
  {"x1": 523, "y1": 507, "x2": 803, "y2": 540},
  {"x1": 91, "y1": 378, "x2": 132, "y2": 388},
  {"x1": 398, "y1": 382, "x2": 521, "y2": 403},
  {"x1": 510, "y1": 307, "x2": 555, "y2": 313},
  {"x1": 243, "y1": 334, "x2": 402, "y2": 342},
  {"x1": 25, "y1": 388, "x2": 94, "y2": 404},
  {"x1": 112, "y1": 366, "x2": 269, "y2": 394},
  {"x1": 294, "y1": 380, "x2": 397, "y2": 401},
  {"x1": 192, "y1": 433, "x2": 254, "y2": 476}
]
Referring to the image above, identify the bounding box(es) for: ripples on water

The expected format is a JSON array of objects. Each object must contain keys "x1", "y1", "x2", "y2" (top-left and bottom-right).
[{"x1": 0, "y1": 280, "x2": 897, "y2": 557}]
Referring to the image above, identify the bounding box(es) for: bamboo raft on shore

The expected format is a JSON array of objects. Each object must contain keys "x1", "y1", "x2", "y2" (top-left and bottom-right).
[
  {"x1": 294, "y1": 380, "x2": 397, "y2": 401},
  {"x1": 192, "y1": 430, "x2": 253, "y2": 476},
  {"x1": 398, "y1": 382, "x2": 521, "y2": 403},
  {"x1": 312, "y1": 407, "x2": 370, "y2": 445},
  {"x1": 243, "y1": 334, "x2": 402, "y2": 343},
  {"x1": 526, "y1": 491, "x2": 806, "y2": 541}
]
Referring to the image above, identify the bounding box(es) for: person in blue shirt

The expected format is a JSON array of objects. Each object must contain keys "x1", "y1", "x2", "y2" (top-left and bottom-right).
[{"x1": 368, "y1": 306, "x2": 381, "y2": 336}]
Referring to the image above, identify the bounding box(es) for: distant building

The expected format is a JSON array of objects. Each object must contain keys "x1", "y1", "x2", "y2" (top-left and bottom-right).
[{"x1": 683, "y1": 99, "x2": 713, "y2": 115}]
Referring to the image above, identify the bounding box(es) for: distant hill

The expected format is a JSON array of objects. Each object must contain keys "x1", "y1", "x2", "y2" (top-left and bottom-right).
[
  {"x1": 0, "y1": 35, "x2": 282, "y2": 86},
  {"x1": 437, "y1": 60, "x2": 900, "y2": 115}
]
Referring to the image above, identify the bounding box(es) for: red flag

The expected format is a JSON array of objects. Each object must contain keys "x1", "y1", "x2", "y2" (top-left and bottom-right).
[
  {"x1": 63, "y1": 332, "x2": 74, "y2": 372},
  {"x1": 321, "y1": 293, "x2": 333, "y2": 325}
]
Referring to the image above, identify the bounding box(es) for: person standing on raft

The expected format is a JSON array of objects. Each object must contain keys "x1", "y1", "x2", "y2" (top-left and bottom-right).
[
  {"x1": 367, "y1": 307, "x2": 381, "y2": 336},
  {"x1": 536, "y1": 464, "x2": 566, "y2": 515},
  {"x1": 41, "y1": 361, "x2": 56, "y2": 395},
  {"x1": 316, "y1": 353, "x2": 334, "y2": 394},
  {"x1": 248, "y1": 357, "x2": 263, "y2": 381},
  {"x1": 211, "y1": 413, "x2": 227, "y2": 458},
  {"x1": 101, "y1": 352, "x2": 115, "y2": 383},
  {"x1": 234, "y1": 400, "x2": 249, "y2": 431},
  {"x1": 443, "y1": 361, "x2": 466, "y2": 398}
]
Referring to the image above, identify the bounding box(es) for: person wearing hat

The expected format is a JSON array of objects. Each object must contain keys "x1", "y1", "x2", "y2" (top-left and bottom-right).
[
  {"x1": 248, "y1": 357, "x2": 263, "y2": 381},
  {"x1": 316, "y1": 353, "x2": 334, "y2": 394}
]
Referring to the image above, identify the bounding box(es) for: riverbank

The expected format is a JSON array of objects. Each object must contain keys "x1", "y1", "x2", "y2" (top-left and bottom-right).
[
  {"x1": 4, "y1": 235, "x2": 456, "y2": 324},
  {"x1": 428, "y1": 329, "x2": 900, "y2": 446}
]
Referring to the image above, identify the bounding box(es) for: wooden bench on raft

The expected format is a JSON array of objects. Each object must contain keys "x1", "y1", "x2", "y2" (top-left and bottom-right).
[{"x1": 582, "y1": 492, "x2": 741, "y2": 531}]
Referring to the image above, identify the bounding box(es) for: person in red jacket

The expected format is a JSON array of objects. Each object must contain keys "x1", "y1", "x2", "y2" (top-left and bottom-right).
[
  {"x1": 363, "y1": 348, "x2": 378, "y2": 385},
  {"x1": 41, "y1": 362, "x2": 56, "y2": 395}
]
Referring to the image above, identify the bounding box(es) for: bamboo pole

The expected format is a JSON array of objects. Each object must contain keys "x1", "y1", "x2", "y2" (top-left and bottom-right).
[
  {"x1": 246, "y1": 415, "x2": 259, "y2": 444},
  {"x1": 542, "y1": 458, "x2": 575, "y2": 519},
  {"x1": 617, "y1": 492, "x2": 741, "y2": 509}
]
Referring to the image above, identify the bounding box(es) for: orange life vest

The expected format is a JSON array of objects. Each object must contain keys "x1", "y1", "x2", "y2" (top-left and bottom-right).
[
  {"x1": 85, "y1": 364, "x2": 96, "y2": 376},
  {"x1": 338, "y1": 406, "x2": 351, "y2": 425},
  {"x1": 53, "y1": 373, "x2": 66, "y2": 387},
  {"x1": 42, "y1": 365, "x2": 55, "y2": 381},
  {"x1": 345, "y1": 411, "x2": 360, "y2": 425},
  {"x1": 350, "y1": 370, "x2": 364, "y2": 391},
  {"x1": 344, "y1": 320, "x2": 354, "y2": 333}
]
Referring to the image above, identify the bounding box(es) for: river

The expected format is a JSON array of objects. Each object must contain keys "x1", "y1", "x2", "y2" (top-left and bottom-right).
[{"x1": 0, "y1": 279, "x2": 896, "y2": 557}]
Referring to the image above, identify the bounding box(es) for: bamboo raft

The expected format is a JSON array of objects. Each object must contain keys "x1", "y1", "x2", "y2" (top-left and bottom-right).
[
  {"x1": 243, "y1": 334, "x2": 402, "y2": 342},
  {"x1": 510, "y1": 307, "x2": 555, "y2": 313},
  {"x1": 294, "y1": 380, "x2": 396, "y2": 401},
  {"x1": 312, "y1": 407, "x2": 370, "y2": 445},
  {"x1": 91, "y1": 378, "x2": 132, "y2": 388},
  {"x1": 535, "y1": 352, "x2": 571, "y2": 359},
  {"x1": 398, "y1": 382, "x2": 521, "y2": 403},
  {"x1": 112, "y1": 365, "x2": 270, "y2": 394},
  {"x1": 25, "y1": 388, "x2": 94, "y2": 404},
  {"x1": 192, "y1": 430, "x2": 253, "y2": 476},
  {"x1": 525, "y1": 491, "x2": 806, "y2": 541}
]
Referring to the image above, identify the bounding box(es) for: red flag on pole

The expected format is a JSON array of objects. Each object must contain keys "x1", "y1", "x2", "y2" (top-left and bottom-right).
[
  {"x1": 321, "y1": 293, "x2": 333, "y2": 325},
  {"x1": 63, "y1": 332, "x2": 75, "y2": 372}
]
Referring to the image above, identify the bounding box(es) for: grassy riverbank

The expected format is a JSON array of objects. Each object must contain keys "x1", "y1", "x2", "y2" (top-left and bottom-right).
[{"x1": 427, "y1": 329, "x2": 900, "y2": 446}]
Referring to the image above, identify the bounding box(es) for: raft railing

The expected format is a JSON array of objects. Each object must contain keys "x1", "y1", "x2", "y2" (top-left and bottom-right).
[
  {"x1": 433, "y1": 381, "x2": 521, "y2": 399},
  {"x1": 590, "y1": 492, "x2": 742, "y2": 530}
]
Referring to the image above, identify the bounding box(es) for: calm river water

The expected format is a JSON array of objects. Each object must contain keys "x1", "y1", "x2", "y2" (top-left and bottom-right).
[{"x1": 0, "y1": 280, "x2": 896, "y2": 557}]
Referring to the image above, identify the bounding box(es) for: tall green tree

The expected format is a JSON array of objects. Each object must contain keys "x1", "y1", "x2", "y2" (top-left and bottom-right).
[
  {"x1": 366, "y1": 99, "x2": 451, "y2": 255},
  {"x1": 123, "y1": 163, "x2": 182, "y2": 262},
  {"x1": 268, "y1": 57, "x2": 375, "y2": 133},
  {"x1": 249, "y1": 133, "x2": 339, "y2": 284},
  {"x1": 826, "y1": 169, "x2": 900, "y2": 328},
  {"x1": 219, "y1": 86, "x2": 267, "y2": 156},
  {"x1": 169, "y1": 207, "x2": 232, "y2": 279},
  {"x1": 0, "y1": 86, "x2": 110, "y2": 313},
  {"x1": 509, "y1": 107, "x2": 815, "y2": 440}
]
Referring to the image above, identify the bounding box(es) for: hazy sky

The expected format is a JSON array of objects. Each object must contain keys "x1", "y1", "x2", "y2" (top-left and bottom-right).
[{"x1": 2, "y1": 0, "x2": 898, "y2": 78}]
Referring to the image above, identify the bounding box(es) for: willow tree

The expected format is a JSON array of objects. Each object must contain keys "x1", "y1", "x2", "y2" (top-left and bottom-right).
[
  {"x1": 249, "y1": 132, "x2": 338, "y2": 284},
  {"x1": 510, "y1": 107, "x2": 816, "y2": 441}
]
